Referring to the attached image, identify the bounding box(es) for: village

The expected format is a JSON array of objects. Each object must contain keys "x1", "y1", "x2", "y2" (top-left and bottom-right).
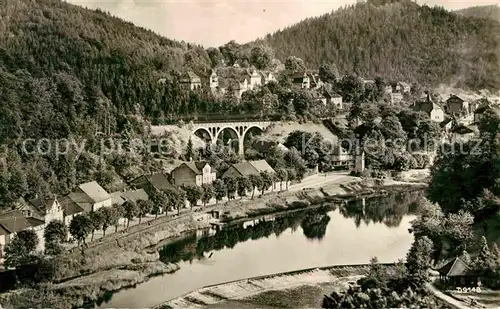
[{"x1": 1, "y1": 60, "x2": 498, "y2": 267}]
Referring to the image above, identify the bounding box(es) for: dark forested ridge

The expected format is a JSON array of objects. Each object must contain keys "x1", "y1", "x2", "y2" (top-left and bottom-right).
[
  {"x1": 456, "y1": 5, "x2": 500, "y2": 22},
  {"x1": 0, "y1": 0, "x2": 213, "y2": 143},
  {"x1": 258, "y1": 0, "x2": 500, "y2": 90}
]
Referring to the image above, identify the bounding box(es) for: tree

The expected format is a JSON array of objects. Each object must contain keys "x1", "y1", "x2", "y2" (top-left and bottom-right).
[
  {"x1": 201, "y1": 183, "x2": 214, "y2": 206},
  {"x1": 223, "y1": 175, "x2": 237, "y2": 200},
  {"x1": 339, "y1": 74, "x2": 365, "y2": 106},
  {"x1": 284, "y1": 56, "x2": 306, "y2": 71},
  {"x1": 213, "y1": 179, "x2": 226, "y2": 204},
  {"x1": 69, "y1": 214, "x2": 92, "y2": 248},
  {"x1": 318, "y1": 63, "x2": 338, "y2": 83},
  {"x1": 185, "y1": 137, "x2": 194, "y2": 161},
  {"x1": 286, "y1": 169, "x2": 296, "y2": 190},
  {"x1": 284, "y1": 147, "x2": 308, "y2": 180},
  {"x1": 206, "y1": 47, "x2": 224, "y2": 68},
  {"x1": 122, "y1": 200, "x2": 139, "y2": 228},
  {"x1": 474, "y1": 236, "x2": 495, "y2": 273},
  {"x1": 112, "y1": 204, "x2": 124, "y2": 232},
  {"x1": 260, "y1": 171, "x2": 273, "y2": 196},
  {"x1": 248, "y1": 174, "x2": 262, "y2": 199},
  {"x1": 275, "y1": 168, "x2": 288, "y2": 191},
  {"x1": 236, "y1": 176, "x2": 251, "y2": 199},
  {"x1": 4, "y1": 230, "x2": 39, "y2": 268},
  {"x1": 44, "y1": 220, "x2": 67, "y2": 256},
  {"x1": 183, "y1": 185, "x2": 202, "y2": 209},
  {"x1": 250, "y1": 45, "x2": 273, "y2": 70},
  {"x1": 98, "y1": 206, "x2": 117, "y2": 236},
  {"x1": 88, "y1": 211, "x2": 104, "y2": 242},
  {"x1": 137, "y1": 199, "x2": 153, "y2": 223},
  {"x1": 405, "y1": 236, "x2": 434, "y2": 287}
]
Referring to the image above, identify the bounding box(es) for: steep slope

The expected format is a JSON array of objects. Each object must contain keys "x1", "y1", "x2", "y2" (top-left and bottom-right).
[
  {"x1": 0, "y1": 0, "x2": 211, "y2": 143},
  {"x1": 260, "y1": 1, "x2": 500, "y2": 90},
  {"x1": 455, "y1": 5, "x2": 500, "y2": 22},
  {"x1": 0, "y1": 0, "x2": 214, "y2": 206}
]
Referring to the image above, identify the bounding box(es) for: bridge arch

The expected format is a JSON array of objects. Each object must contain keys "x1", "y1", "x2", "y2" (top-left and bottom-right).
[
  {"x1": 193, "y1": 127, "x2": 213, "y2": 143},
  {"x1": 215, "y1": 126, "x2": 241, "y2": 153}
]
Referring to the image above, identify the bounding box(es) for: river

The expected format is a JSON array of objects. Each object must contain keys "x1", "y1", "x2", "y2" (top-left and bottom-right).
[{"x1": 96, "y1": 190, "x2": 424, "y2": 309}]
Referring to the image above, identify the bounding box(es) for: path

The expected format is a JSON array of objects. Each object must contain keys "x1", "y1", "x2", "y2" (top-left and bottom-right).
[{"x1": 426, "y1": 282, "x2": 475, "y2": 309}]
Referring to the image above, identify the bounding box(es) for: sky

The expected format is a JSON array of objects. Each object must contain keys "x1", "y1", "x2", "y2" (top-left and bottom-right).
[{"x1": 66, "y1": 0, "x2": 500, "y2": 47}]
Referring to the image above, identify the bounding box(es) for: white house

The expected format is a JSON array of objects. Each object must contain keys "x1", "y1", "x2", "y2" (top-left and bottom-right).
[
  {"x1": 209, "y1": 70, "x2": 218, "y2": 90},
  {"x1": 68, "y1": 181, "x2": 112, "y2": 213},
  {"x1": 247, "y1": 69, "x2": 262, "y2": 90},
  {"x1": 324, "y1": 90, "x2": 343, "y2": 109}
]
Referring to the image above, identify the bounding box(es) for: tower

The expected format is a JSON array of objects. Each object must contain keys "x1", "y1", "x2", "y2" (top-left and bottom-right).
[{"x1": 354, "y1": 150, "x2": 365, "y2": 174}]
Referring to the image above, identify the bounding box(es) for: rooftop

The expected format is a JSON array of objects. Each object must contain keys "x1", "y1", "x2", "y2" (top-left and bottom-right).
[
  {"x1": 248, "y1": 160, "x2": 275, "y2": 174},
  {"x1": 58, "y1": 195, "x2": 85, "y2": 216},
  {"x1": 437, "y1": 257, "x2": 474, "y2": 277},
  {"x1": 0, "y1": 210, "x2": 32, "y2": 234},
  {"x1": 78, "y1": 181, "x2": 111, "y2": 203}
]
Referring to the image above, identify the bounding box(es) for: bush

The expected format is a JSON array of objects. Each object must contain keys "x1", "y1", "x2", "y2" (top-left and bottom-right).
[{"x1": 412, "y1": 153, "x2": 431, "y2": 169}]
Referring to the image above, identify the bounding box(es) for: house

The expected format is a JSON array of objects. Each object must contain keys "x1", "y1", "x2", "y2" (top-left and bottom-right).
[
  {"x1": 209, "y1": 70, "x2": 218, "y2": 90},
  {"x1": 473, "y1": 99, "x2": 498, "y2": 123},
  {"x1": 109, "y1": 192, "x2": 126, "y2": 206},
  {"x1": 324, "y1": 90, "x2": 343, "y2": 109},
  {"x1": 390, "y1": 92, "x2": 404, "y2": 104},
  {"x1": 440, "y1": 118, "x2": 454, "y2": 133},
  {"x1": 412, "y1": 94, "x2": 445, "y2": 123},
  {"x1": 310, "y1": 91, "x2": 327, "y2": 105},
  {"x1": 398, "y1": 82, "x2": 411, "y2": 94},
  {"x1": 68, "y1": 181, "x2": 112, "y2": 213},
  {"x1": 260, "y1": 71, "x2": 277, "y2": 84},
  {"x1": 171, "y1": 161, "x2": 216, "y2": 187},
  {"x1": 122, "y1": 189, "x2": 149, "y2": 204},
  {"x1": 291, "y1": 72, "x2": 310, "y2": 89},
  {"x1": 308, "y1": 72, "x2": 323, "y2": 89},
  {"x1": 179, "y1": 71, "x2": 202, "y2": 90},
  {"x1": 437, "y1": 257, "x2": 478, "y2": 287},
  {"x1": 129, "y1": 173, "x2": 175, "y2": 198},
  {"x1": 0, "y1": 210, "x2": 42, "y2": 261},
  {"x1": 26, "y1": 197, "x2": 64, "y2": 224},
  {"x1": 248, "y1": 160, "x2": 286, "y2": 191},
  {"x1": 450, "y1": 124, "x2": 479, "y2": 142},
  {"x1": 246, "y1": 69, "x2": 262, "y2": 90},
  {"x1": 58, "y1": 195, "x2": 85, "y2": 227},
  {"x1": 384, "y1": 85, "x2": 393, "y2": 94},
  {"x1": 230, "y1": 78, "x2": 249, "y2": 99},
  {"x1": 446, "y1": 94, "x2": 469, "y2": 116},
  {"x1": 223, "y1": 161, "x2": 260, "y2": 179},
  {"x1": 331, "y1": 145, "x2": 355, "y2": 170}
]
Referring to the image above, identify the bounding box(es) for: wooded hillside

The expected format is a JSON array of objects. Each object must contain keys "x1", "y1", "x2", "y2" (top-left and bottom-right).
[
  {"x1": 258, "y1": 1, "x2": 500, "y2": 90},
  {"x1": 456, "y1": 5, "x2": 500, "y2": 22}
]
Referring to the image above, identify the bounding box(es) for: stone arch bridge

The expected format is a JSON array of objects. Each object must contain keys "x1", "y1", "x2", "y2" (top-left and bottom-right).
[{"x1": 192, "y1": 120, "x2": 273, "y2": 155}]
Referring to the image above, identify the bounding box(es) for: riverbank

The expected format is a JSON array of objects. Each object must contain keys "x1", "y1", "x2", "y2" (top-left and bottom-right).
[
  {"x1": 159, "y1": 263, "x2": 388, "y2": 309},
  {"x1": 0, "y1": 172, "x2": 429, "y2": 309}
]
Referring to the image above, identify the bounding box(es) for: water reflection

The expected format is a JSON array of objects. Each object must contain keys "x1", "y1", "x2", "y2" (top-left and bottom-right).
[{"x1": 160, "y1": 190, "x2": 424, "y2": 265}]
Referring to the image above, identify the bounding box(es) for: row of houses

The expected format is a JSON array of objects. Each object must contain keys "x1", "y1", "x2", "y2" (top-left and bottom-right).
[
  {"x1": 411, "y1": 93, "x2": 499, "y2": 125},
  {"x1": 178, "y1": 68, "x2": 344, "y2": 109},
  {"x1": 0, "y1": 158, "x2": 293, "y2": 262}
]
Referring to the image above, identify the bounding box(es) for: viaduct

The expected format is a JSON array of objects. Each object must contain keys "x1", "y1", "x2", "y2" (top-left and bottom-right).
[{"x1": 152, "y1": 120, "x2": 274, "y2": 155}]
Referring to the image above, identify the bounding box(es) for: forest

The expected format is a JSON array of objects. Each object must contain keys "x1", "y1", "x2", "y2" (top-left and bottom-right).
[{"x1": 257, "y1": 0, "x2": 500, "y2": 90}]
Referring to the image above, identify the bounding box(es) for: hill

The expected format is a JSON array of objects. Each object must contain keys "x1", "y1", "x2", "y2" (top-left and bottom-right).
[
  {"x1": 0, "y1": 0, "x2": 217, "y2": 206},
  {"x1": 258, "y1": 0, "x2": 500, "y2": 90},
  {"x1": 0, "y1": 0, "x2": 214, "y2": 144},
  {"x1": 455, "y1": 5, "x2": 500, "y2": 22}
]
